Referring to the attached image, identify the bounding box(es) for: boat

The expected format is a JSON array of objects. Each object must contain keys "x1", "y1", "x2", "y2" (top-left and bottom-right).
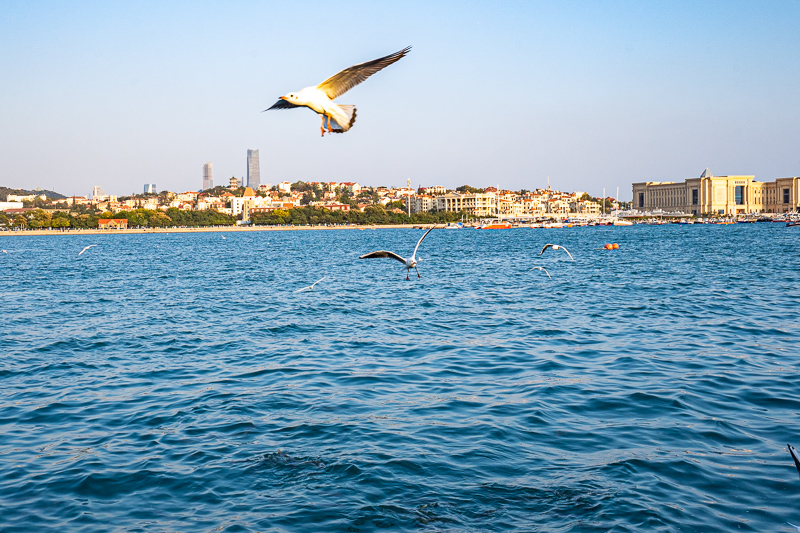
[
  {"x1": 612, "y1": 219, "x2": 633, "y2": 226},
  {"x1": 444, "y1": 222, "x2": 464, "y2": 229},
  {"x1": 476, "y1": 220, "x2": 512, "y2": 229},
  {"x1": 787, "y1": 221, "x2": 800, "y2": 227}
]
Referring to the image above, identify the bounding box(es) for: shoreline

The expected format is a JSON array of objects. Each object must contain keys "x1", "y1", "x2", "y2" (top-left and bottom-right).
[{"x1": 0, "y1": 224, "x2": 428, "y2": 237}]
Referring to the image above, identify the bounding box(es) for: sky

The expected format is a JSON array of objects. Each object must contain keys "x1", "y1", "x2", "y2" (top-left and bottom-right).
[{"x1": 1, "y1": 1, "x2": 799, "y2": 200}]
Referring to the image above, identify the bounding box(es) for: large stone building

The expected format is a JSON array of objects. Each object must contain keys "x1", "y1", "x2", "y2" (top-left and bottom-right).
[{"x1": 632, "y1": 169, "x2": 800, "y2": 216}]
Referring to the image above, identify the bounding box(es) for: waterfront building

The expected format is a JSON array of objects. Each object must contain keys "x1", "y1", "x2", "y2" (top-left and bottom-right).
[
  {"x1": 410, "y1": 194, "x2": 435, "y2": 213},
  {"x1": 247, "y1": 150, "x2": 261, "y2": 189},
  {"x1": 436, "y1": 191, "x2": 498, "y2": 217},
  {"x1": 143, "y1": 184, "x2": 157, "y2": 194},
  {"x1": 632, "y1": 169, "x2": 800, "y2": 215},
  {"x1": 203, "y1": 162, "x2": 213, "y2": 190},
  {"x1": 98, "y1": 218, "x2": 128, "y2": 229}
]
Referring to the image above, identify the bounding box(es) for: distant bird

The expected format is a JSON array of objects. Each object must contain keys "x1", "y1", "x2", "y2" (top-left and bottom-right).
[
  {"x1": 1, "y1": 249, "x2": 7, "y2": 254},
  {"x1": 530, "y1": 266, "x2": 552, "y2": 279},
  {"x1": 541, "y1": 243, "x2": 574, "y2": 261},
  {"x1": 790, "y1": 443, "x2": 800, "y2": 482},
  {"x1": 78, "y1": 244, "x2": 97, "y2": 256},
  {"x1": 221, "y1": 235, "x2": 226, "y2": 239},
  {"x1": 265, "y1": 46, "x2": 411, "y2": 136},
  {"x1": 360, "y1": 226, "x2": 437, "y2": 280},
  {"x1": 295, "y1": 277, "x2": 326, "y2": 293}
]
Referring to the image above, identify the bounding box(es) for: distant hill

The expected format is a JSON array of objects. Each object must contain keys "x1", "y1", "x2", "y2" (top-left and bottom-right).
[{"x1": 0, "y1": 186, "x2": 67, "y2": 201}]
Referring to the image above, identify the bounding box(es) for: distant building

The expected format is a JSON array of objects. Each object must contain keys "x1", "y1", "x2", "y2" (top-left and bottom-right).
[
  {"x1": 203, "y1": 162, "x2": 213, "y2": 190},
  {"x1": 247, "y1": 149, "x2": 261, "y2": 189},
  {"x1": 229, "y1": 177, "x2": 240, "y2": 189},
  {"x1": 98, "y1": 218, "x2": 128, "y2": 230},
  {"x1": 92, "y1": 186, "x2": 106, "y2": 199},
  {"x1": 410, "y1": 194, "x2": 435, "y2": 213},
  {"x1": 632, "y1": 169, "x2": 800, "y2": 215},
  {"x1": 278, "y1": 181, "x2": 292, "y2": 193},
  {"x1": 144, "y1": 184, "x2": 157, "y2": 194},
  {"x1": 0, "y1": 201, "x2": 24, "y2": 211}
]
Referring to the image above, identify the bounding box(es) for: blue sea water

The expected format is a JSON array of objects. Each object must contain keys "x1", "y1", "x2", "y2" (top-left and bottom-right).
[{"x1": 1, "y1": 224, "x2": 799, "y2": 532}]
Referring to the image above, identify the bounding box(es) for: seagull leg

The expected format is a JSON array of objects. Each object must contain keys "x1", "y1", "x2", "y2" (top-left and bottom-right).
[
  {"x1": 415, "y1": 266, "x2": 421, "y2": 278},
  {"x1": 406, "y1": 271, "x2": 410, "y2": 281},
  {"x1": 320, "y1": 115, "x2": 326, "y2": 136},
  {"x1": 326, "y1": 114, "x2": 333, "y2": 134}
]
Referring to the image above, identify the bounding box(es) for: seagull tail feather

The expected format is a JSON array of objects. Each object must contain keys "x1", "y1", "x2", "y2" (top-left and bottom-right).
[{"x1": 330, "y1": 105, "x2": 357, "y2": 133}]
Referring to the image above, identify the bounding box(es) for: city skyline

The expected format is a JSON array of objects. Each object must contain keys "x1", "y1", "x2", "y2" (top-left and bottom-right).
[{"x1": 2, "y1": 2, "x2": 799, "y2": 199}]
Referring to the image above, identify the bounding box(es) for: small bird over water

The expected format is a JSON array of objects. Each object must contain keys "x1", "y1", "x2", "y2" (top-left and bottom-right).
[
  {"x1": 295, "y1": 277, "x2": 326, "y2": 293},
  {"x1": 265, "y1": 46, "x2": 411, "y2": 136},
  {"x1": 360, "y1": 226, "x2": 437, "y2": 280},
  {"x1": 78, "y1": 244, "x2": 97, "y2": 256},
  {"x1": 540, "y1": 243, "x2": 574, "y2": 261}
]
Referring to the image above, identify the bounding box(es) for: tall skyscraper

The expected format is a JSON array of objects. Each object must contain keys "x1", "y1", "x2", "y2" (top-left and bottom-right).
[
  {"x1": 92, "y1": 186, "x2": 106, "y2": 199},
  {"x1": 143, "y1": 184, "x2": 157, "y2": 194},
  {"x1": 203, "y1": 162, "x2": 214, "y2": 190},
  {"x1": 247, "y1": 149, "x2": 260, "y2": 189}
]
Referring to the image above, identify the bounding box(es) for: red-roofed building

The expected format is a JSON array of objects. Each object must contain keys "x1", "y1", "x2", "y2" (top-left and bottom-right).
[{"x1": 98, "y1": 218, "x2": 128, "y2": 229}]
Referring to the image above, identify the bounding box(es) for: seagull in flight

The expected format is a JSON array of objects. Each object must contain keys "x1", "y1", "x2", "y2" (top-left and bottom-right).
[
  {"x1": 265, "y1": 46, "x2": 411, "y2": 136},
  {"x1": 530, "y1": 266, "x2": 552, "y2": 279},
  {"x1": 541, "y1": 243, "x2": 574, "y2": 261},
  {"x1": 295, "y1": 277, "x2": 326, "y2": 293},
  {"x1": 360, "y1": 226, "x2": 437, "y2": 280},
  {"x1": 78, "y1": 244, "x2": 98, "y2": 256}
]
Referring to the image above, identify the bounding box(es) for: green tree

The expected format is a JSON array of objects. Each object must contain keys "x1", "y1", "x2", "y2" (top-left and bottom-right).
[{"x1": 13, "y1": 215, "x2": 27, "y2": 228}]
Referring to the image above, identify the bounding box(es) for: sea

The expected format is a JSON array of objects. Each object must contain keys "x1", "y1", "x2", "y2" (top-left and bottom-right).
[{"x1": 1, "y1": 224, "x2": 799, "y2": 532}]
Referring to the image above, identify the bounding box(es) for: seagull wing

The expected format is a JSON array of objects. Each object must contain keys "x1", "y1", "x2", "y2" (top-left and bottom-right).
[
  {"x1": 412, "y1": 225, "x2": 437, "y2": 259},
  {"x1": 264, "y1": 99, "x2": 302, "y2": 111},
  {"x1": 560, "y1": 246, "x2": 574, "y2": 261},
  {"x1": 317, "y1": 46, "x2": 411, "y2": 100},
  {"x1": 540, "y1": 243, "x2": 553, "y2": 255},
  {"x1": 790, "y1": 444, "x2": 800, "y2": 482},
  {"x1": 359, "y1": 250, "x2": 407, "y2": 264},
  {"x1": 310, "y1": 277, "x2": 326, "y2": 288}
]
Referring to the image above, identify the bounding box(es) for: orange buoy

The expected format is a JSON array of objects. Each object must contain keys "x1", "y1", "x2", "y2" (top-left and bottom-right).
[
  {"x1": 604, "y1": 243, "x2": 613, "y2": 250},
  {"x1": 612, "y1": 243, "x2": 619, "y2": 249}
]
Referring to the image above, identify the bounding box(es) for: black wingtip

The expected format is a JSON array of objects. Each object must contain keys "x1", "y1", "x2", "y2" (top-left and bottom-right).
[{"x1": 790, "y1": 444, "x2": 800, "y2": 481}]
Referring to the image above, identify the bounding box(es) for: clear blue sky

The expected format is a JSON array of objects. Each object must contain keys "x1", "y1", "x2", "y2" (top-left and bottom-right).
[{"x1": 1, "y1": 0, "x2": 799, "y2": 199}]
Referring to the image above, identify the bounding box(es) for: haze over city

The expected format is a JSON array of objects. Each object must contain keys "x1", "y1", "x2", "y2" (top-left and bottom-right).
[{"x1": 2, "y1": 1, "x2": 799, "y2": 198}]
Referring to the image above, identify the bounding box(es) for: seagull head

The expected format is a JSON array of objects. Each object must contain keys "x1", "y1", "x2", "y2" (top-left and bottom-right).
[{"x1": 280, "y1": 93, "x2": 300, "y2": 103}]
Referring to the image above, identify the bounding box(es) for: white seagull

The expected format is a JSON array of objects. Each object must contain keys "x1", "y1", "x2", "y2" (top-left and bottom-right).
[
  {"x1": 540, "y1": 243, "x2": 574, "y2": 261},
  {"x1": 359, "y1": 226, "x2": 437, "y2": 280},
  {"x1": 295, "y1": 277, "x2": 326, "y2": 293},
  {"x1": 530, "y1": 266, "x2": 552, "y2": 279},
  {"x1": 78, "y1": 244, "x2": 98, "y2": 256},
  {"x1": 265, "y1": 46, "x2": 411, "y2": 136},
  {"x1": 1, "y1": 249, "x2": 7, "y2": 254}
]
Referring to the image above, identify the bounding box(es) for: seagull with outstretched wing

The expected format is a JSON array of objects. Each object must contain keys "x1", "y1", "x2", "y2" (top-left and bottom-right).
[
  {"x1": 541, "y1": 243, "x2": 574, "y2": 261},
  {"x1": 265, "y1": 46, "x2": 411, "y2": 136},
  {"x1": 360, "y1": 226, "x2": 437, "y2": 280}
]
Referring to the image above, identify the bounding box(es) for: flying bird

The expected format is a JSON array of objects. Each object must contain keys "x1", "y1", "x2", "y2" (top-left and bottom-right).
[
  {"x1": 530, "y1": 266, "x2": 552, "y2": 279},
  {"x1": 78, "y1": 244, "x2": 98, "y2": 256},
  {"x1": 265, "y1": 46, "x2": 411, "y2": 136},
  {"x1": 790, "y1": 443, "x2": 800, "y2": 482},
  {"x1": 295, "y1": 277, "x2": 326, "y2": 293},
  {"x1": 1, "y1": 250, "x2": 7, "y2": 254},
  {"x1": 540, "y1": 243, "x2": 574, "y2": 261},
  {"x1": 360, "y1": 226, "x2": 437, "y2": 280}
]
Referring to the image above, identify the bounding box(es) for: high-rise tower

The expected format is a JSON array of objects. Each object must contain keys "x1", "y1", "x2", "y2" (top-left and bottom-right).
[
  {"x1": 247, "y1": 149, "x2": 260, "y2": 189},
  {"x1": 203, "y1": 162, "x2": 214, "y2": 190}
]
